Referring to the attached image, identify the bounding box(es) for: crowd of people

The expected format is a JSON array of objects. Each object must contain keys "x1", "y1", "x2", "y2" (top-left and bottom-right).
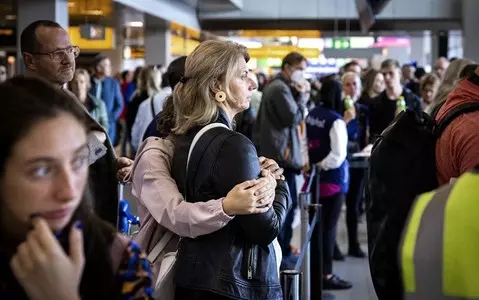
[{"x1": 1, "y1": 17, "x2": 479, "y2": 300}]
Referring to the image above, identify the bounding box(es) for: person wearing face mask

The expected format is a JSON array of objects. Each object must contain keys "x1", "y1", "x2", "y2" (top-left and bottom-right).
[
  {"x1": 70, "y1": 68, "x2": 109, "y2": 131},
  {"x1": 253, "y1": 52, "x2": 308, "y2": 269}
]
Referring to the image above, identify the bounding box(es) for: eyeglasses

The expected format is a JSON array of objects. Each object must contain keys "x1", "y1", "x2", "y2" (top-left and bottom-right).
[{"x1": 31, "y1": 46, "x2": 80, "y2": 62}]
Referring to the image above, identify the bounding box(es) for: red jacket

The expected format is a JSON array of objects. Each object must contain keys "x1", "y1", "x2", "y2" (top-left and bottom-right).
[{"x1": 436, "y1": 75, "x2": 479, "y2": 185}]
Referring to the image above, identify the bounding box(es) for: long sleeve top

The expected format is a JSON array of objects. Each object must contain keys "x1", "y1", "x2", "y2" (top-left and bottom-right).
[
  {"x1": 320, "y1": 119, "x2": 348, "y2": 171},
  {"x1": 129, "y1": 137, "x2": 233, "y2": 240}
]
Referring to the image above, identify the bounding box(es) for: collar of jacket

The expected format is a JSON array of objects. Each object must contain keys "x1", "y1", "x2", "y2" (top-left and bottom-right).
[
  {"x1": 93, "y1": 76, "x2": 105, "y2": 85},
  {"x1": 217, "y1": 109, "x2": 233, "y2": 129}
]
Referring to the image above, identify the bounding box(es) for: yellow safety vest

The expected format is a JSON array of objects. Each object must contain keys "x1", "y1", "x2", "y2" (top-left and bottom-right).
[{"x1": 400, "y1": 169, "x2": 479, "y2": 300}]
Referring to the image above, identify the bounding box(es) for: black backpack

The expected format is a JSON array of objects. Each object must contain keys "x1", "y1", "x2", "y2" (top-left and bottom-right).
[{"x1": 367, "y1": 102, "x2": 479, "y2": 300}]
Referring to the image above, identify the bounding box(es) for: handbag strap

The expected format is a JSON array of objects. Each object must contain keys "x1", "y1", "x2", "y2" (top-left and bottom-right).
[{"x1": 147, "y1": 231, "x2": 174, "y2": 263}]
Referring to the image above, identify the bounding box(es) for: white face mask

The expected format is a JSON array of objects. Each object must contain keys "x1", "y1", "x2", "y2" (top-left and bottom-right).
[{"x1": 291, "y1": 70, "x2": 306, "y2": 85}]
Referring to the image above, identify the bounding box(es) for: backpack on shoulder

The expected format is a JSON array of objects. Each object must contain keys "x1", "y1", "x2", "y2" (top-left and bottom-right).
[{"x1": 367, "y1": 102, "x2": 479, "y2": 300}]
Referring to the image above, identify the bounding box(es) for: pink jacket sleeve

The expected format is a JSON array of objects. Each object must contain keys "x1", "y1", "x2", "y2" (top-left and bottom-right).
[{"x1": 130, "y1": 138, "x2": 233, "y2": 238}]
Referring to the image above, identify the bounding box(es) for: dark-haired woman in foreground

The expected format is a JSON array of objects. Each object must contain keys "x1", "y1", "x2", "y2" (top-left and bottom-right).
[{"x1": 0, "y1": 76, "x2": 152, "y2": 299}]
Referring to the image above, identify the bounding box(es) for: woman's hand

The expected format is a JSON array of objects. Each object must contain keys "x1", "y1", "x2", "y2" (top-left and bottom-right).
[
  {"x1": 259, "y1": 156, "x2": 285, "y2": 180},
  {"x1": 344, "y1": 108, "x2": 356, "y2": 124},
  {"x1": 117, "y1": 157, "x2": 134, "y2": 182},
  {"x1": 10, "y1": 218, "x2": 84, "y2": 300},
  {"x1": 223, "y1": 176, "x2": 276, "y2": 216}
]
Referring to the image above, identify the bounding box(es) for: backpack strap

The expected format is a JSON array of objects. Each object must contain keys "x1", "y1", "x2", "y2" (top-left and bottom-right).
[
  {"x1": 187, "y1": 123, "x2": 229, "y2": 172},
  {"x1": 146, "y1": 231, "x2": 174, "y2": 263},
  {"x1": 435, "y1": 102, "x2": 479, "y2": 136},
  {"x1": 185, "y1": 123, "x2": 229, "y2": 201}
]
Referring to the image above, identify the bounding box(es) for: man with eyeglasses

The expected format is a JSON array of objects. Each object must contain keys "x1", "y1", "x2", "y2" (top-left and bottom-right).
[{"x1": 19, "y1": 20, "x2": 133, "y2": 226}]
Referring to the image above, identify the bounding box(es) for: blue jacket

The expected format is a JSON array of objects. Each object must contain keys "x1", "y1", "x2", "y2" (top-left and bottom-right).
[
  {"x1": 306, "y1": 106, "x2": 349, "y2": 193},
  {"x1": 90, "y1": 77, "x2": 124, "y2": 125}
]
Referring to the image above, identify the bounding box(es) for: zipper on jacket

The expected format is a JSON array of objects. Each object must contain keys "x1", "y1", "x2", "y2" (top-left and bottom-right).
[{"x1": 247, "y1": 246, "x2": 253, "y2": 279}]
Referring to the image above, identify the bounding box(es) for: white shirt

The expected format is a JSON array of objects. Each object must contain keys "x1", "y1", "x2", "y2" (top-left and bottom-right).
[
  {"x1": 131, "y1": 88, "x2": 171, "y2": 151},
  {"x1": 320, "y1": 119, "x2": 348, "y2": 170}
]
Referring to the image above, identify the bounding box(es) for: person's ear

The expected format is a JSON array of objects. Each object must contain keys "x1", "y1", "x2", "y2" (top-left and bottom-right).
[
  {"x1": 23, "y1": 53, "x2": 36, "y2": 71},
  {"x1": 212, "y1": 78, "x2": 223, "y2": 92}
]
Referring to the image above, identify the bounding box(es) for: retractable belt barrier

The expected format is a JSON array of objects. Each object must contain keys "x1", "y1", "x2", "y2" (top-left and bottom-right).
[
  {"x1": 117, "y1": 183, "x2": 140, "y2": 235},
  {"x1": 281, "y1": 166, "x2": 323, "y2": 300}
]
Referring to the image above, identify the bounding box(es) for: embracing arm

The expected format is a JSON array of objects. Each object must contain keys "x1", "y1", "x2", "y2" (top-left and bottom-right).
[
  {"x1": 131, "y1": 140, "x2": 233, "y2": 238},
  {"x1": 213, "y1": 134, "x2": 291, "y2": 246}
]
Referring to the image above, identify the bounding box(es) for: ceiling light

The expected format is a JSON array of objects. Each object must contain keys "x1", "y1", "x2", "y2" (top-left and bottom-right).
[{"x1": 127, "y1": 22, "x2": 144, "y2": 28}]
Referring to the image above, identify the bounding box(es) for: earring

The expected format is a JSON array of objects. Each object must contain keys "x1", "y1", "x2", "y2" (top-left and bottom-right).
[{"x1": 215, "y1": 91, "x2": 226, "y2": 102}]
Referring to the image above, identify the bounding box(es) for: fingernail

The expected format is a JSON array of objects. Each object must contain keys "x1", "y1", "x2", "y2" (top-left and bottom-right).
[{"x1": 75, "y1": 221, "x2": 83, "y2": 230}]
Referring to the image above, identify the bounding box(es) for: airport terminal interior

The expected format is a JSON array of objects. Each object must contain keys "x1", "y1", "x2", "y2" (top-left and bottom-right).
[{"x1": 1, "y1": 0, "x2": 479, "y2": 299}]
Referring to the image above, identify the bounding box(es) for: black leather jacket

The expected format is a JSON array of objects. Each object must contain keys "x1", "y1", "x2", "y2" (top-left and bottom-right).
[{"x1": 172, "y1": 112, "x2": 291, "y2": 300}]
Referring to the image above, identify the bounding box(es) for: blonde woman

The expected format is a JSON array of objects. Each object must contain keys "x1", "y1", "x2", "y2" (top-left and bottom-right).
[
  {"x1": 427, "y1": 58, "x2": 474, "y2": 115},
  {"x1": 70, "y1": 68, "x2": 109, "y2": 131},
  {"x1": 171, "y1": 40, "x2": 290, "y2": 300},
  {"x1": 126, "y1": 65, "x2": 163, "y2": 152},
  {"x1": 131, "y1": 67, "x2": 171, "y2": 150}
]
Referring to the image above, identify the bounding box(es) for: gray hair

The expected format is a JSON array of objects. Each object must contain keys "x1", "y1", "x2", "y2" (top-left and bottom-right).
[{"x1": 427, "y1": 58, "x2": 475, "y2": 115}]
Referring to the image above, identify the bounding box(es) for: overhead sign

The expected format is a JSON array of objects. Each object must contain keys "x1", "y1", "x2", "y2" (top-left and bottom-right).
[
  {"x1": 332, "y1": 38, "x2": 351, "y2": 49},
  {"x1": 69, "y1": 26, "x2": 114, "y2": 50},
  {"x1": 79, "y1": 24, "x2": 106, "y2": 40},
  {"x1": 248, "y1": 46, "x2": 320, "y2": 59}
]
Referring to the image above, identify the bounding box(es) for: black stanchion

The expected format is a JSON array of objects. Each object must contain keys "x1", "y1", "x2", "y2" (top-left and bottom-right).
[
  {"x1": 310, "y1": 166, "x2": 323, "y2": 300},
  {"x1": 280, "y1": 270, "x2": 302, "y2": 300}
]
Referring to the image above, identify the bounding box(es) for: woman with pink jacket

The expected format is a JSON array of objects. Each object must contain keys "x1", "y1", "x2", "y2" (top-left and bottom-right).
[{"x1": 128, "y1": 56, "x2": 284, "y2": 282}]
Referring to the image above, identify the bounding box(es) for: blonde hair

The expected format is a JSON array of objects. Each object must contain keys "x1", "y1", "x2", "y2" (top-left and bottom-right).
[
  {"x1": 428, "y1": 58, "x2": 475, "y2": 113},
  {"x1": 134, "y1": 66, "x2": 162, "y2": 97},
  {"x1": 172, "y1": 40, "x2": 250, "y2": 134},
  {"x1": 73, "y1": 68, "x2": 91, "y2": 90}
]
